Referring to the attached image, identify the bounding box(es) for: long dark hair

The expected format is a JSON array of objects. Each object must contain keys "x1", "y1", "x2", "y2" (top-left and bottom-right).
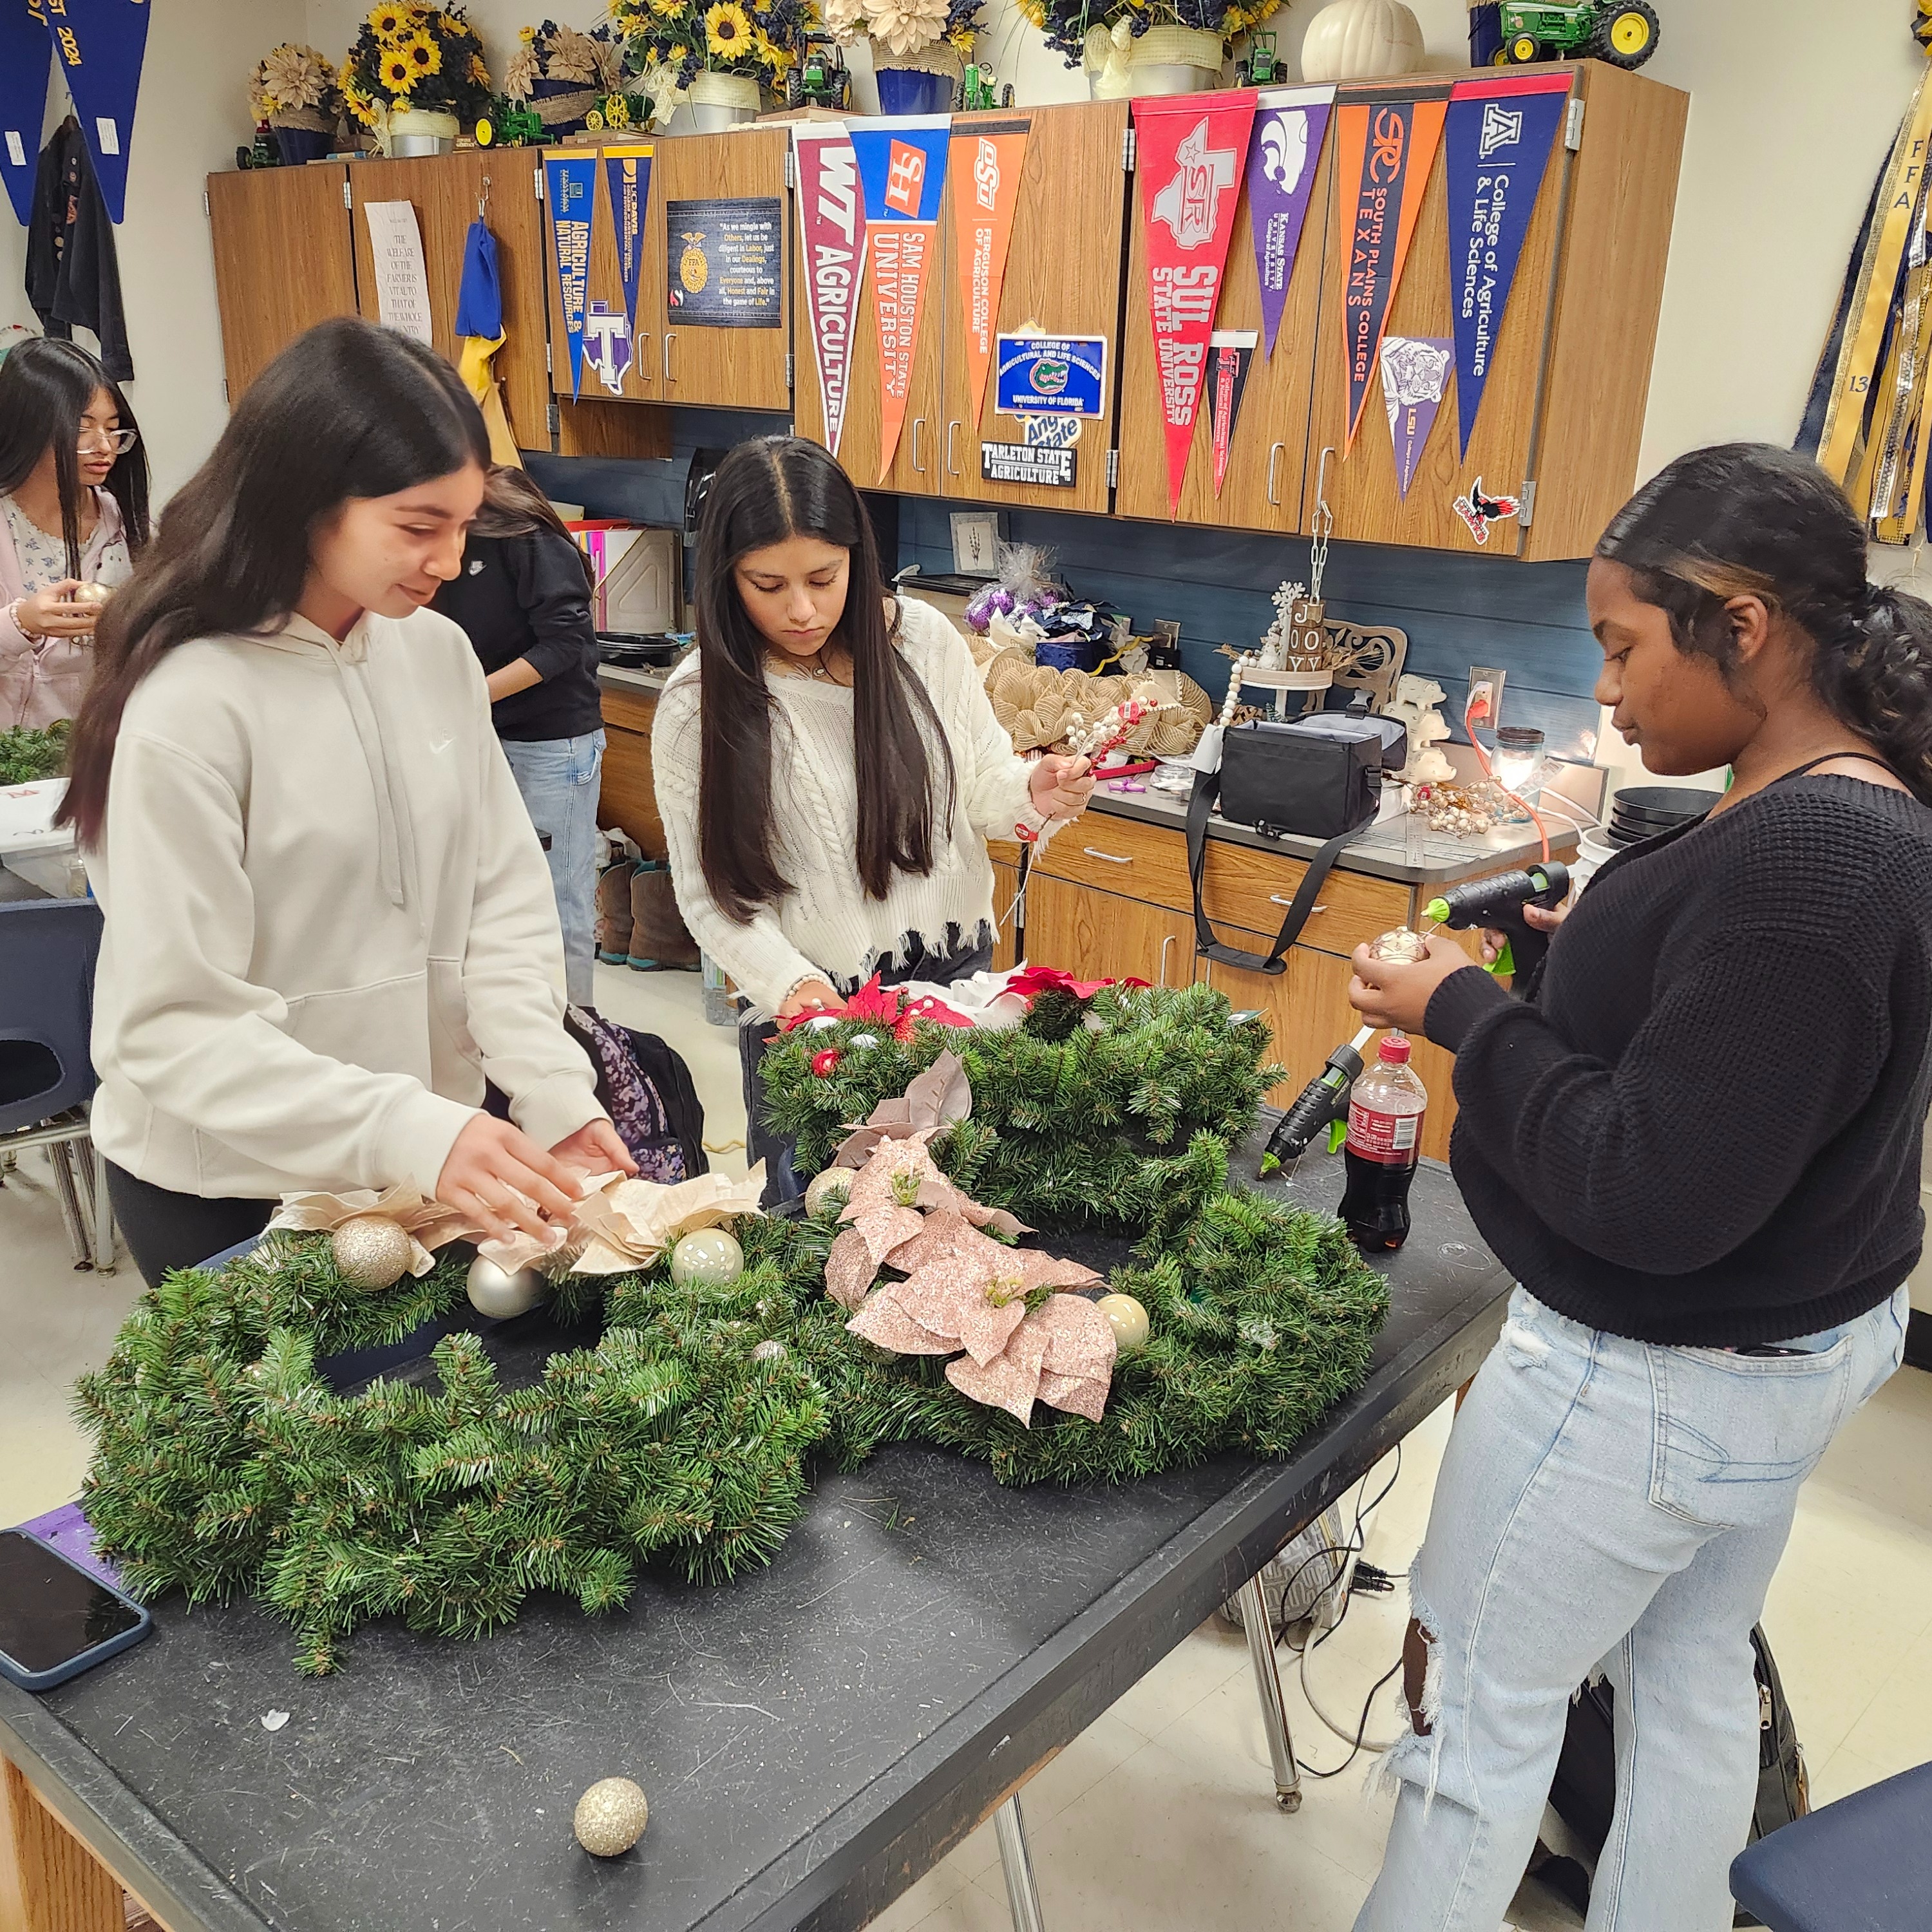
[
  {"x1": 1598, "y1": 442, "x2": 1932, "y2": 806},
  {"x1": 59, "y1": 317, "x2": 488, "y2": 846},
  {"x1": 692, "y1": 436, "x2": 954, "y2": 919},
  {"x1": 0, "y1": 336, "x2": 149, "y2": 576},
  {"x1": 468, "y1": 463, "x2": 594, "y2": 590}
]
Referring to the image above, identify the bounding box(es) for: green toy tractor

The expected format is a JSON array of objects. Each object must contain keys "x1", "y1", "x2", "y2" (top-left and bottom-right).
[
  {"x1": 1235, "y1": 31, "x2": 1283, "y2": 86},
  {"x1": 475, "y1": 97, "x2": 545, "y2": 146},
  {"x1": 786, "y1": 37, "x2": 851, "y2": 111},
  {"x1": 1498, "y1": 0, "x2": 1660, "y2": 68}
]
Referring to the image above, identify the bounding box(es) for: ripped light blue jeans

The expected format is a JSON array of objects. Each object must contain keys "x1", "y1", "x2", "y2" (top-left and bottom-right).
[{"x1": 1356, "y1": 1283, "x2": 1910, "y2": 1932}]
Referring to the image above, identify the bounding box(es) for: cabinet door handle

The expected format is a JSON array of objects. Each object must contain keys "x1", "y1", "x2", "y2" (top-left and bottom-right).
[
  {"x1": 1266, "y1": 441, "x2": 1285, "y2": 506},
  {"x1": 663, "y1": 330, "x2": 677, "y2": 383},
  {"x1": 911, "y1": 417, "x2": 926, "y2": 473},
  {"x1": 1271, "y1": 896, "x2": 1329, "y2": 913},
  {"x1": 1158, "y1": 934, "x2": 1175, "y2": 987},
  {"x1": 1083, "y1": 847, "x2": 1132, "y2": 865},
  {"x1": 947, "y1": 420, "x2": 961, "y2": 474},
  {"x1": 637, "y1": 333, "x2": 654, "y2": 386}
]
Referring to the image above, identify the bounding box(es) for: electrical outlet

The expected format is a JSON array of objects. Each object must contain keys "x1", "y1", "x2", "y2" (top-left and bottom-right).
[{"x1": 1466, "y1": 667, "x2": 1506, "y2": 734}]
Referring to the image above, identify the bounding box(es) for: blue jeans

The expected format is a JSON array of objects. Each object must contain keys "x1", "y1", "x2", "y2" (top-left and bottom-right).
[
  {"x1": 1357, "y1": 1283, "x2": 1910, "y2": 1932},
  {"x1": 500, "y1": 731, "x2": 604, "y2": 1007}
]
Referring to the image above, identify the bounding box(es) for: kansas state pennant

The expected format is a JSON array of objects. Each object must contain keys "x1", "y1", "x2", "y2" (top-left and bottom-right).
[
  {"x1": 545, "y1": 151, "x2": 598, "y2": 399},
  {"x1": 1444, "y1": 73, "x2": 1569, "y2": 456},
  {"x1": 602, "y1": 145, "x2": 654, "y2": 346},
  {"x1": 48, "y1": 0, "x2": 151, "y2": 223},
  {"x1": 1245, "y1": 86, "x2": 1334, "y2": 357},
  {"x1": 1336, "y1": 85, "x2": 1448, "y2": 452},
  {"x1": 0, "y1": 0, "x2": 52, "y2": 225}
]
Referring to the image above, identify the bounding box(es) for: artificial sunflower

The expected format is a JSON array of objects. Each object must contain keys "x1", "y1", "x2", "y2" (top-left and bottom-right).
[
  {"x1": 667, "y1": 42, "x2": 690, "y2": 62},
  {"x1": 518, "y1": 20, "x2": 538, "y2": 39},
  {"x1": 649, "y1": 0, "x2": 684, "y2": 16},
  {"x1": 705, "y1": 0, "x2": 753, "y2": 57},
  {"x1": 401, "y1": 30, "x2": 442, "y2": 75},
  {"x1": 343, "y1": 80, "x2": 381, "y2": 128},
  {"x1": 367, "y1": 3, "x2": 408, "y2": 40},
  {"x1": 468, "y1": 50, "x2": 489, "y2": 83},
  {"x1": 380, "y1": 48, "x2": 416, "y2": 90}
]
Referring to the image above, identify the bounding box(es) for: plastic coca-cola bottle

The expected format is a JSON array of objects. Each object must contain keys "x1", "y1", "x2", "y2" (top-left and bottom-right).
[{"x1": 1338, "y1": 1033, "x2": 1428, "y2": 1252}]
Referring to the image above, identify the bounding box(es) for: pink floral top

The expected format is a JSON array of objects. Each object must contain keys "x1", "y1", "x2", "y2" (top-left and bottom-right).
[{"x1": 0, "y1": 489, "x2": 133, "y2": 728}]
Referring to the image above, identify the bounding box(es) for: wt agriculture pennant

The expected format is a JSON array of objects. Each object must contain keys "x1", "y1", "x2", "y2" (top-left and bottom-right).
[
  {"x1": 1336, "y1": 86, "x2": 1448, "y2": 451},
  {"x1": 1135, "y1": 91, "x2": 1258, "y2": 516},
  {"x1": 0, "y1": 0, "x2": 53, "y2": 226},
  {"x1": 602, "y1": 145, "x2": 654, "y2": 350},
  {"x1": 1245, "y1": 85, "x2": 1334, "y2": 357},
  {"x1": 48, "y1": 0, "x2": 151, "y2": 223},
  {"x1": 794, "y1": 126, "x2": 867, "y2": 458},
  {"x1": 544, "y1": 151, "x2": 598, "y2": 399},
  {"x1": 1379, "y1": 336, "x2": 1452, "y2": 498},
  {"x1": 951, "y1": 117, "x2": 1029, "y2": 432},
  {"x1": 1445, "y1": 73, "x2": 1568, "y2": 456},
  {"x1": 851, "y1": 117, "x2": 951, "y2": 483},
  {"x1": 1208, "y1": 331, "x2": 1257, "y2": 497}
]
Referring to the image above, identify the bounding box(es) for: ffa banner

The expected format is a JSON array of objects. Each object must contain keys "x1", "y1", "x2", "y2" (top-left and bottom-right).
[
  {"x1": 47, "y1": 0, "x2": 151, "y2": 224},
  {"x1": 1336, "y1": 85, "x2": 1448, "y2": 451},
  {"x1": 1208, "y1": 330, "x2": 1256, "y2": 497},
  {"x1": 851, "y1": 117, "x2": 951, "y2": 483},
  {"x1": 1134, "y1": 91, "x2": 1258, "y2": 516},
  {"x1": 794, "y1": 126, "x2": 867, "y2": 458},
  {"x1": 544, "y1": 151, "x2": 597, "y2": 399},
  {"x1": 1379, "y1": 336, "x2": 1452, "y2": 498},
  {"x1": 1244, "y1": 85, "x2": 1334, "y2": 357},
  {"x1": 1444, "y1": 73, "x2": 1567, "y2": 456},
  {"x1": 950, "y1": 117, "x2": 1029, "y2": 431},
  {"x1": 602, "y1": 144, "x2": 654, "y2": 350},
  {"x1": 0, "y1": 0, "x2": 53, "y2": 226}
]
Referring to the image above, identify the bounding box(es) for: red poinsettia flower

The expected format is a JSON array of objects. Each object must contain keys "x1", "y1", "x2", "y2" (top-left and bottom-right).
[
  {"x1": 779, "y1": 974, "x2": 972, "y2": 1040},
  {"x1": 1005, "y1": 965, "x2": 1151, "y2": 1005}
]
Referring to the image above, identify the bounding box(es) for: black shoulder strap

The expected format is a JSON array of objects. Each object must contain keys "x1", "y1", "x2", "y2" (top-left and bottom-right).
[
  {"x1": 1777, "y1": 752, "x2": 1902, "y2": 784},
  {"x1": 1186, "y1": 770, "x2": 1374, "y2": 977}
]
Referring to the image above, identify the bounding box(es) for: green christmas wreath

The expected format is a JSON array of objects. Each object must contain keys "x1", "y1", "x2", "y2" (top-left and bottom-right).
[{"x1": 76, "y1": 983, "x2": 1388, "y2": 1673}]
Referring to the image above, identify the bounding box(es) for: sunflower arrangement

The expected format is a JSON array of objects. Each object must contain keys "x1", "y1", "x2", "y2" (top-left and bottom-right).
[
  {"x1": 1017, "y1": 0, "x2": 1281, "y2": 66},
  {"x1": 611, "y1": 0, "x2": 814, "y2": 88},
  {"x1": 819, "y1": 0, "x2": 982, "y2": 61},
  {"x1": 249, "y1": 43, "x2": 346, "y2": 126},
  {"x1": 342, "y1": 3, "x2": 494, "y2": 117}
]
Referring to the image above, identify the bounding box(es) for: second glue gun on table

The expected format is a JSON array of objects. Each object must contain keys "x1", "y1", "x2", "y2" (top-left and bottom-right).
[{"x1": 1424, "y1": 860, "x2": 1571, "y2": 981}]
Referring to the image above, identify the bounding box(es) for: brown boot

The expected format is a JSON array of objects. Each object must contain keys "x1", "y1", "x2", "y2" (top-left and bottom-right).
[
  {"x1": 629, "y1": 864, "x2": 701, "y2": 969},
  {"x1": 596, "y1": 859, "x2": 638, "y2": 964}
]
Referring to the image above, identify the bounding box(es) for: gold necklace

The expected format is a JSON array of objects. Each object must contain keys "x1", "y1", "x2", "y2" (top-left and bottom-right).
[{"x1": 770, "y1": 648, "x2": 840, "y2": 684}]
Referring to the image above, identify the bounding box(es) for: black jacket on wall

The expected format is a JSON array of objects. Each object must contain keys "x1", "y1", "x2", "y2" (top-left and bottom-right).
[{"x1": 26, "y1": 117, "x2": 132, "y2": 381}]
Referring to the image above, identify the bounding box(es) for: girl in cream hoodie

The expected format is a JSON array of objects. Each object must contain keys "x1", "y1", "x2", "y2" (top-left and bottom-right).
[{"x1": 58, "y1": 319, "x2": 632, "y2": 1283}]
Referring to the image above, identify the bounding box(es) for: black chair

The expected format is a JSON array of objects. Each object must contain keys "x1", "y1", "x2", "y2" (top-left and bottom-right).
[{"x1": 1730, "y1": 1761, "x2": 1932, "y2": 1930}]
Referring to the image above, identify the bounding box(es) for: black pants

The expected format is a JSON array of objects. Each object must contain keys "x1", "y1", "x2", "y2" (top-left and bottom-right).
[
  {"x1": 105, "y1": 1162, "x2": 273, "y2": 1286},
  {"x1": 739, "y1": 939, "x2": 994, "y2": 1206}
]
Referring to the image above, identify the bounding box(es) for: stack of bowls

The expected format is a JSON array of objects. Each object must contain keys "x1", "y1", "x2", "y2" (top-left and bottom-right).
[{"x1": 1607, "y1": 784, "x2": 1722, "y2": 847}]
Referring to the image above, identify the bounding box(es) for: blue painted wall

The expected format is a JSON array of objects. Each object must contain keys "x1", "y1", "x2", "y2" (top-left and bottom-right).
[{"x1": 528, "y1": 409, "x2": 1605, "y2": 757}]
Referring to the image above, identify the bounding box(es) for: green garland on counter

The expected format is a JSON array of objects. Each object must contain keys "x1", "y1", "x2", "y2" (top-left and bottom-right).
[
  {"x1": 0, "y1": 719, "x2": 70, "y2": 785},
  {"x1": 75, "y1": 985, "x2": 1388, "y2": 1674}
]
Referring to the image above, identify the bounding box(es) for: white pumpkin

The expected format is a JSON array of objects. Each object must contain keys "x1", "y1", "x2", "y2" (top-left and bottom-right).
[{"x1": 1299, "y1": 0, "x2": 1425, "y2": 84}]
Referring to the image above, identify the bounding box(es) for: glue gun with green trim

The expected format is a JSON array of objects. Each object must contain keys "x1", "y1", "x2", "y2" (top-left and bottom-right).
[
  {"x1": 1259, "y1": 1026, "x2": 1374, "y2": 1176},
  {"x1": 1424, "y1": 860, "x2": 1571, "y2": 981}
]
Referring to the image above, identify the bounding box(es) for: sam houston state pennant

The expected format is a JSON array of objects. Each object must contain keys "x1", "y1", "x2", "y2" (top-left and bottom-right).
[
  {"x1": 1336, "y1": 83, "x2": 1448, "y2": 453},
  {"x1": 951, "y1": 117, "x2": 1030, "y2": 433},
  {"x1": 1135, "y1": 90, "x2": 1258, "y2": 516},
  {"x1": 794, "y1": 126, "x2": 868, "y2": 459}
]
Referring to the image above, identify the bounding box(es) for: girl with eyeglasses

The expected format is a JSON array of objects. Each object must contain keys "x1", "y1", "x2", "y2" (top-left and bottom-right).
[{"x1": 0, "y1": 336, "x2": 149, "y2": 728}]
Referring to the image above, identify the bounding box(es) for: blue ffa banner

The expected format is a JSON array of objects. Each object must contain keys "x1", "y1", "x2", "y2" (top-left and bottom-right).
[
  {"x1": 48, "y1": 0, "x2": 151, "y2": 224},
  {"x1": 994, "y1": 333, "x2": 1108, "y2": 419},
  {"x1": 545, "y1": 151, "x2": 597, "y2": 398},
  {"x1": 602, "y1": 144, "x2": 653, "y2": 342},
  {"x1": 1444, "y1": 71, "x2": 1569, "y2": 457},
  {"x1": 0, "y1": 0, "x2": 53, "y2": 225}
]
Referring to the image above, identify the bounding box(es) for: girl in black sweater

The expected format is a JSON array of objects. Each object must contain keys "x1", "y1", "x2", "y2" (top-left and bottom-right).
[{"x1": 1347, "y1": 445, "x2": 1932, "y2": 1932}]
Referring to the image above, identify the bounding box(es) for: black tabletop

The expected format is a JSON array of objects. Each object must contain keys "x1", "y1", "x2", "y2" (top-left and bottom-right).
[{"x1": 1, "y1": 1157, "x2": 1510, "y2": 1932}]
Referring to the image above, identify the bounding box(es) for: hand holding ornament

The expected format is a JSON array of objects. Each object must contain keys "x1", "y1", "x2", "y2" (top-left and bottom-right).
[
  {"x1": 435, "y1": 1113, "x2": 583, "y2": 1246},
  {"x1": 1029, "y1": 752, "x2": 1096, "y2": 822}
]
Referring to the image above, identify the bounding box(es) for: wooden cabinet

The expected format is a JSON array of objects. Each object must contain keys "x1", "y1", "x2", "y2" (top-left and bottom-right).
[
  {"x1": 206, "y1": 165, "x2": 359, "y2": 403},
  {"x1": 990, "y1": 855, "x2": 1020, "y2": 971},
  {"x1": 1027, "y1": 875, "x2": 1193, "y2": 990},
  {"x1": 598, "y1": 681, "x2": 667, "y2": 860}
]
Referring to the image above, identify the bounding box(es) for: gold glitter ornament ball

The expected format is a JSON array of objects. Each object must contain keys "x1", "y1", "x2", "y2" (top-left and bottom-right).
[
  {"x1": 1369, "y1": 927, "x2": 1430, "y2": 963},
  {"x1": 804, "y1": 1168, "x2": 854, "y2": 1217},
  {"x1": 1095, "y1": 1292, "x2": 1150, "y2": 1352},
  {"x1": 330, "y1": 1215, "x2": 413, "y2": 1291},
  {"x1": 573, "y1": 1776, "x2": 649, "y2": 1857}
]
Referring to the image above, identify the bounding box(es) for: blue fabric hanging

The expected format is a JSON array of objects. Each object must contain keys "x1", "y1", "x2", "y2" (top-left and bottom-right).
[{"x1": 455, "y1": 220, "x2": 504, "y2": 341}]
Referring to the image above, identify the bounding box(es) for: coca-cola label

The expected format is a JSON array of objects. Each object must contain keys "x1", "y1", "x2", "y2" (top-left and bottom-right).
[{"x1": 1347, "y1": 1101, "x2": 1421, "y2": 1167}]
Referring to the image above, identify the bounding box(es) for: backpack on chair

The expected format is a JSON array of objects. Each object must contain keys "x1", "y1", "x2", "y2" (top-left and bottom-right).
[{"x1": 565, "y1": 1008, "x2": 708, "y2": 1183}]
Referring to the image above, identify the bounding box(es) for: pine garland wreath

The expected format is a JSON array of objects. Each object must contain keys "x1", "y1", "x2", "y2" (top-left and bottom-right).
[{"x1": 76, "y1": 986, "x2": 1387, "y2": 1673}]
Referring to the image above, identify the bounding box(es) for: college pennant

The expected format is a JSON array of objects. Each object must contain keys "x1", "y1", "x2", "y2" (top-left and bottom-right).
[
  {"x1": 1444, "y1": 73, "x2": 1569, "y2": 456},
  {"x1": 1208, "y1": 331, "x2": 1256, "y2": 497},
  {"x1": 951, "y1": 117, "x2": 1029, "y2": 431},
  {"x1": 1244, "y1": 85, "x2": 1334, "y2": 357},
  {"x1": 602, "y1": 144, "x2": 653, "y2": 348},
  {"x1": 1336, "y1": 84, "x2": 1448, "y2": 452},
  {"x1": 1379, "y1": 335, "x2": 1452, "y2": 498},
  {"x1": 1134, "y1": 90, "x2": 1258, "y2": 516},
  {"x1": 0, "y1": 0, "x2": 52, "y2": 227},
  {"x1": 47, "y1": 0, "x2": 151, "y2": 223},
  {"x1": 851, "y1": 117, "x2": 951, "y2": 483},
  {"x1": 794, "y1": 126, "x2": 867, "y2": 459},
  {"x1": 544, "y1": 150, "x2": 598, "y2": 399}
]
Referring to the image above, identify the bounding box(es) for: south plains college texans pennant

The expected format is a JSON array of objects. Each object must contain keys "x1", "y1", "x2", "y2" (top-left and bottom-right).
[
  {"x1": 794, "y1": 126, "x2": 868, "y2": 459},
  {"x1": 1244, "y1": 84, "x2": 1334, "y2": 358},
  {"x1": 851, "y1": 118, "x2": 951, "y2": 483},
  {"x1": 1444, "y1": 71, "x2": 1568, "y2": 456},
  {"x1": 1336, "y1": 82, "x2": 1448, "y2": 452},
  {"x1": 951, "y1": 117, "x2": 1030, "y2": 433},
  {"x1": 1135, "y1": 90, "x2": 1258, "y2": 516}
]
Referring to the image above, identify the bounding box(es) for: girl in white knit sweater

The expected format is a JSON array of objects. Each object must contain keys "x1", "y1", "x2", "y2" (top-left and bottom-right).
[{"x1": 652, "y1": 437, "x2": 1094, "y2": 1198}]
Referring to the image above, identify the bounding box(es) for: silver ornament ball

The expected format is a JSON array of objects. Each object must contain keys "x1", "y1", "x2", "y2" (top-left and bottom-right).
[
  {"x1": 330, "y1": 1215, "x2": 413, "y2": 1292},
  {"x1": 802, "y1": 1012, "x2": 842, "y2": 1034},
  {"x1": 466, "y1": 1255, "x2": 550, "y2": 1319},
  {"x1": 573, "y1": 1776, "x2": 649, "y2": 1857},
  {"x1": 751, "y1": 1338, "x2": 788, "y2": 1362},
  {"x1": 845, "y1": 1031, "x2": 880, "y2": 1050},
  {"x1": 668, "y1": 1227, "x2": 744, "y2": 1290}
]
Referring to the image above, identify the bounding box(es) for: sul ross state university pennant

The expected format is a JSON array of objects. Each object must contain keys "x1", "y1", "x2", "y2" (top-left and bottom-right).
[
  {"x1": 1336, "y1": 83, "x2": 1448, "y2": 452},
  {"x1": 851, "y1": 118, "x2": 951, "y2": 483},
  {"x1": 1135, "y1": 91, "x2": 1258, "y2": 516},
  {"x1": 951, "y1": 117, "x2": 1030, "y2": 433},
  {"x1": 794, "y1": 126, "x2": 868, "y2": 459}
]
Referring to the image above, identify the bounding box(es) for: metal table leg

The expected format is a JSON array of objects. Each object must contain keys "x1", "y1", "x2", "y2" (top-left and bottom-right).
[
  {"x1": 48, "y1": 1142, "x2": 92, "y2": 1271},
  {"x1": 1240, "y1": 1571, "x2": 1302, "y2": 1811},
  {"x1": 995, "y1": 1795, "x2": 1046, "y2": 1932},
  {"x1": 89, "y1": 1138, "x2": 116, "y2": 1274}
]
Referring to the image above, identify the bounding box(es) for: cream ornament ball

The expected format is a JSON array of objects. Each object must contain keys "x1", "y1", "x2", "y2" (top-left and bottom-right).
[
  {"x1": 330, "y1": 1214, "x2": 414, "y2": 1291},
  {"x1": 804, "y1": 1168, "x2": 855, "y2": 1218},
  {"x1": 573, "y1": 1776, "x2": 649, "y2": 1857},
  {"x1": 669, "y1": 1227, "x2": 744, "y2": 1289},
  {"x1": 466, "y1": 1255, "x2": 551, "y2": 1319},
  {"x1": 1095, "y1": 1292, "x2": 1150, "y2": 1353},
  {"x1": 1298, "y1": 0, "x2": 1425, "y2": 84}
]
